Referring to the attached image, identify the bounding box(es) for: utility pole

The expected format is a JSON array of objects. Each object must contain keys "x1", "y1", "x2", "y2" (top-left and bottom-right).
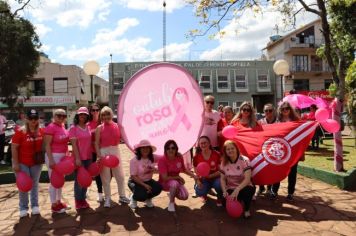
[{"x1": 163, "y1": 1, "x2": 166, "y2": 62}]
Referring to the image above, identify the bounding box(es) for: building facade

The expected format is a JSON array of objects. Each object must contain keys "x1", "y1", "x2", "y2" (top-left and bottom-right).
[
  {"x1": 264, "y1": 19, "x2": 333, "y2": 101},
  {"x1": 109, "y1": 60, "x2": 277, "y2": 113}
]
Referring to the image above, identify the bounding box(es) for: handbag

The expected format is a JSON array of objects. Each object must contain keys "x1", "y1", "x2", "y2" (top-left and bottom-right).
[{"x1": 32, "y1": 132, "x2": 45, "y2": 165}]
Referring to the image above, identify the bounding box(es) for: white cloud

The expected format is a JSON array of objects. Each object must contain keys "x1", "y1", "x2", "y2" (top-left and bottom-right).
[
  {"x1": 34, "y1": 23, "x2": 52, "y2": 38},
  {"x1": 39, "y1": 44, "x2": 51, "y2": 52},
  {"x1": 117, "y1": 0, "x2": 185, "y2": 13},
  {"x1": 29, "y1": 0, "x2": 112, "y2": 28}
]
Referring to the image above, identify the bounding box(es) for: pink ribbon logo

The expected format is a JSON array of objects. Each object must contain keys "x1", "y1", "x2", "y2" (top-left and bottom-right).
[{"x1": 170, "y1": 87, "x2": 192, "y2": 132}]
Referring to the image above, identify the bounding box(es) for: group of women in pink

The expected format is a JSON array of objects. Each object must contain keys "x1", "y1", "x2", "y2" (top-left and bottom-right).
[{"x1": 12, "y1": 97, "x2": 307, "y2": 220}]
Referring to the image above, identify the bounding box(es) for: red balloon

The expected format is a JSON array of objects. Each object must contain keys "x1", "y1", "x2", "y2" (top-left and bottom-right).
[
  {"x1": 61, "y1": 155, "x2": 74, "y2": 163},
  {"x1": 315, "y1": 108, "x2": 329, "y2": 122},
  {"x1": 77, "y1": 167, "x2": 92, "y2": 188},
  {"x1": 222, "y1": 125, "x2": 238, "y2": 139},
  {"x1": 16, "y1": 171, "x2": 33, "y2": 192},
  {"x1": 226, "y1": 197, "x2": 243, "y2": 218},
  {"x1": 55, "y1": 160, "x2": 75, "y2": 175},
  {"x1": 102, "y1": 155, "x2": 120, "y2": 168},
  {"x1": 321, "y1": 119, "x2": 340, "y2": 133},
  {"x1": 50, "y1": 170, "x2": 65, "y2": 189},
  {"x1": 196, "y1": 162, "x2": 210, "y2": 177},
  {"x1": 87, "y1": 162, "x2": 100, "y2": 177}
]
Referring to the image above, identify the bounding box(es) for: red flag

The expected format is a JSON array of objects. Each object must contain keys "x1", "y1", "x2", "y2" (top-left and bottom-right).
[{"x1": 231, "y1": 121, "x2": 317, "y2": 185}]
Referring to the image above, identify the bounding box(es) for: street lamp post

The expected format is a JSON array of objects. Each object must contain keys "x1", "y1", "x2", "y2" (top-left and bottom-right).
[
  {"x1": 83, "y1": 60, "x2": 100, "y2": 103},
  {"x1": 273, "y1": 59, "x2": 290, "y2": 103}
]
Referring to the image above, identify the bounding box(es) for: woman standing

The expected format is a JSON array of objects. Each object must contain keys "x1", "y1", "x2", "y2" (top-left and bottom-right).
[
  {"x1": 220, "y1": 140, "x2": 255, "y2": 218},
  {"x1": 128, "y1": 140, "x2": 162, "y2": 209},
  {"x1": 158, "y1": 140, "x2": 198, "y2": 212},
  {"x1": 12, "y1": 109, "x2": 43, "y2": 217},
  {"x1": 193, "y1": 136, "x2": 223, "y2": 206},
  {"x1": 231, "y1": 102, "x2": 258, "y2": 129},
  {"x1": 69, "y1": 107, "x2": 92, "y2": 210},
  {"x1": 44, "y1": 109, "x2": 70, "y2": 213},
  {"x1": 95, "y1": 106, "x2": 129, "y2": 208},
  {"x1": 271, "y1": 102, "x2": 301, "y2": 201},
  {"x1": 88, "y1": 103, "x2": 103, "y2": 202},
  {"x1": 217, "y1": 106, "x2": 235, "y2": 151}
]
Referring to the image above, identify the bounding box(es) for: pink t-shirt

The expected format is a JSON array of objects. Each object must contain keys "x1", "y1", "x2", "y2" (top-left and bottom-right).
[
  {"x1": 69, "y1": 125, "x2": 91, "y2": 160},
  {"x1": 130, "y1": 157, "x2": 155, "y2": 182},
  {"x1": 220, "y1": 155, "x2": 252, "y2": 190},
  {"x1": 99, "y1": 122, "x2": 120, "y2": 148},
  {"x1": 200, "y1": 110, "x2": 221, "y2": 147},
  {"x1": 158, "y1": 155, "x2": 185, "y2": 183},
  {"x1": 44, "y1": 122, "x2": 69, "y2": 153},
  {"x1": 88, "y1": 120, "x2": 99, "y2": 153}
]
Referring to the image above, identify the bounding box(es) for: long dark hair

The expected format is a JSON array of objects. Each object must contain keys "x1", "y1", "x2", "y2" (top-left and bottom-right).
[
  {"x1": 195, "y1": 136, "x2": 212, "y2": 154},
  {"x1": 135, "y1": 147, "x2": 154, "y2": 163},
  {"x1": 277, "y1": 101, "x2": 300, "y2": 122},
  {"x1": 88, "y1": 103, "x2": 101, "y2": 124},
  {"x1": 164, "y1": 140, "x2": 182, "y2": 157},
  {"x1": 73, "y1": 114, "x2": 89, "y2": 125}
]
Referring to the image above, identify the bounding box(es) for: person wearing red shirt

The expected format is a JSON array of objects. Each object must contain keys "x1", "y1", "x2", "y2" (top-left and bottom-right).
[
  {"x1": 12, "y1": 109, "x2": 43, "y2": 218},
  {"x1": 217, "y1": 106, "x2": 234, "y2": 152},
  {"x1": 306, "y1": 104, "x2": 321, "y2": 150},
  {"x1": 193, "y1": 136, "x2": 223, "y2": 206},
  {"x1": 231, "y1": 101, "x2": 259, "y2": 129}
]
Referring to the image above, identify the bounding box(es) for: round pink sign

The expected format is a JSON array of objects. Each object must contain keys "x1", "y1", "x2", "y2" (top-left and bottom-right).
[{"x1": 118, "y1": 63, "x2": 204, "y2": 156}]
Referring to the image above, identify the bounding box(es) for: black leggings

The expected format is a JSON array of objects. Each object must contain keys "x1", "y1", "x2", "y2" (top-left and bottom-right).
[
  {"x1": 227, "y1": 185, "x2": 256, "y2": 211},
  {"x1": 128, "y1": 179, "x2": 162, "y2": 202},
  {"x1": 92, "y1": 153, "x2": 103, "y2": 193},
  {"x1": 271, "y1": 163, "x2": 298, "y2": 195}
]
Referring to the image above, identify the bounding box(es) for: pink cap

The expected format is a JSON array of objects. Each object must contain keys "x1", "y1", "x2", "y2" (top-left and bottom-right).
[{"x1": 77, "y1": 107, "x2": 89, "y2": 115}]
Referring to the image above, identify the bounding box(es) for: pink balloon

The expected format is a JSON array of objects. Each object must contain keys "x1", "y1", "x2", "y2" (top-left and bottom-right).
[
  {"x1": 102, "y1": 155, "x2": 120, "y2": 168},
  {"x1": 196, "y1": 162, "x2": 210, "y2": 177},
  {"x1": 87, "y1": 162, "x2": 100, "y2": 177},
  {"x1": 226, "y1": 197, "x2": 243, "y2": 218},
  {"x1": 77, "y1": 167, "x2": 92, "y2": 188},
  {"x1": 55, "y1": 160, "x2": 75, "y2": 175},
  {"x1": 321, "y1": 119, "x2": 340, "y2": 133},
  {"x1": 50, "y1": 170, "x2": 65, "y2": 189},
  {"x1": 315, "y1": 108, "x2": 329, "y2": 122},
  {"x1": 222, "y1": 125, "x2": 238, "y2": 139},
  {"x1": 16, "y1": 171, "x2": 33, "y2": 192}
]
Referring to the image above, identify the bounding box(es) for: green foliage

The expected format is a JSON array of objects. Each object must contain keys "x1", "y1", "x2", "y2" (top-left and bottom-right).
[
  {"x1": 345, "y1": 61, "x2": 356, "y2": 127},
  {"x1": 0, "y1": 1, "x2": 40, "y2": 107},
  {"x1": 327, "y1": 82, "x2": 338, "y2": 98}
]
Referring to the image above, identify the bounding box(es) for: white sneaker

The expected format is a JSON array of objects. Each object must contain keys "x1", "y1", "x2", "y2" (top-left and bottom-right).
[
  {"x1": 144, "y1": 198, "x2": 154, "y2": 208},
  {"x1": 32, "y1": 206, "x2": 40, "y2": 215},
  {"x1": 19, "y1": 210, "x2": 28, "y2": 218},
  {"x1": 119, "y1": 196, "x2": 130, "y2": 204},
  {"x1": 97, "y1": 193, "x2": 104, "y2": 203},
  {"x1": 104, "y1": 198, "x2": 111, "y2": 208},
  {"x1": 129, "y1": 197, "x2": 137, "y2": 209},
  {"x1": 167, "y1": 202, "x2": 175, "y2": 212}
]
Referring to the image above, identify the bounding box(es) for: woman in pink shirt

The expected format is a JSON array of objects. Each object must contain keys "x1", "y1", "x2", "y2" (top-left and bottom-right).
[
  {"x1": 220, "y1": 140, "x2": 255, "y2": 218},
  {"x1": 88, "y1": 103, "x2": 103, "y2": 202},
  {"x1": 158, "y1": 140, "x2": 197, "y2": 212},
  {"x1": 44, "y1": 109, "x2": 70, "y2": 214},
  {"x1": 128, "y1": 140, "x2": 162, "y2": 209},
  {"x1": 95, "y1": 106, "x2": 129, "y2": 208},
  {"x1": 69, "y1": 107, "x2": 92, "y2": 210}
]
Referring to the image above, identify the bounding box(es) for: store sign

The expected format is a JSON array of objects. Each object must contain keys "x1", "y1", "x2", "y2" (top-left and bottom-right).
[
  {"x1": 18, "y1": 96, "x2": 76, "y2": 106},
  {"x1": 285, "y1": 90, "x2": 333, "y2": 101}
]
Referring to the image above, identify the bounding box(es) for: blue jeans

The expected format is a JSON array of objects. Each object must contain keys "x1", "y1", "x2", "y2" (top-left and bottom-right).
[
  {"x1": 74, "y1": 159, "x2": 92, "y2": 200},
  {"x1": 194, "y1": 177, "x2": 223, "y2": 199},
  {"x1": 16, "y1": 164, "x2": 43, "y2": 211}
]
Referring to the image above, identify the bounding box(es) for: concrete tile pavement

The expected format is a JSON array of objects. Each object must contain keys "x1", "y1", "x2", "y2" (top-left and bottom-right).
[{"x1": 0, "y1": 144, "x2": 355, "y2": 236}]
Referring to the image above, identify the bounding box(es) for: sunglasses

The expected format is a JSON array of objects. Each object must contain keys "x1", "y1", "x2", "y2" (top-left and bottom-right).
[
  {"x1": 166, "y1": 146, "x2": 177, "y2": 150},
  {"x1": 264, "y1": 109, "x2": 273, "y2": 113},
  {"x1": 205, "y1": 101, "x2": 214, "y2": 105},
  {"x1": 91, "y1": 109, "x2": 100, "y2": 112},
  {"x1": 281, "y1": 107, "x2": 290, "y2": 111},
  {"x1": 242, "y1": 108, "x2": 251, "y2": 113},
  {"x1": 56, "y1": 114, "x2": 67, "y2": 118}
]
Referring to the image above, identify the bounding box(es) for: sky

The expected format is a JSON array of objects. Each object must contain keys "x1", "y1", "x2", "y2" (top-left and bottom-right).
[{"x1": 9, "y1": 0, "x2": 317, "y2": 80}]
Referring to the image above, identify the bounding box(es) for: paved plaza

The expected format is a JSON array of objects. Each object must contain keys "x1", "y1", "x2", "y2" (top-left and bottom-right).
[{"x1": 0, "y1": 144, "x2": 355, "y2": 236}]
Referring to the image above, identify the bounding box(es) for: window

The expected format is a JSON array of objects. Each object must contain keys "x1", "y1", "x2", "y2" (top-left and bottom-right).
[
  {"x1": 311, "y1": 55, "x2": 322, "y2": 71},
  {"x1": 28, "y1": 79, "x2": 45, "y2": 95},
  {"x1": 292, "y1": 55, "x2": 308, "y2": 72},
  {"x1": 53, "y1": 78, "x2": 68, "y2": 93},
  {"x1": 324, "y1": 79, "x2": 333, "y2": 89},
  {"x1": 257, "y1": 70, "x2": 269, "y2": 88},
  {"x1": 113, "y1": 77, "x2": 124, "y2": 90},
  {"x1": 293, "y1": 79, "x2": 309, "y2": 91},
  {"x1": 198, "y1": 70, "x2": 212, "y2": 92},
  {"x1": 218, "y1": 101, "x2": 229, "y2": 107},
  {"x1": 234, "y1": 69, "x2": 247, "y2": 90},
  {"x1": 216, "y1": 69, "x2": 231, "y2": 92},
  {"x1": 217, "y1": 75, "x2": 229, "y2": 89}
]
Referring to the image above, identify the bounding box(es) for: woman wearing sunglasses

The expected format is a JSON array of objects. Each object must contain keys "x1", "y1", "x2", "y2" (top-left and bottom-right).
[
  {"x1": 158, "y1": 140, "x2": 198, "y2": 212},
  {"x1": 88, "y1": 103, "x2": 103, "y2": 202},
  {"x1": 12, "y1": 109, "x2": 44, "y2": 218},
  {"x1": 231, "y1": 101, "x2": 259, "y2": 129},
  {"x1": 270, "y1": 101, "x2": 301, "y2": 201},
  {"x1": 44, "y1": 109, "x2": 70, "y2": 213}
]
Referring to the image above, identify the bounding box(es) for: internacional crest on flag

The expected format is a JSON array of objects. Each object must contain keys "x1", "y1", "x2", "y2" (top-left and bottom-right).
[{"x1": 230, "y1": 121, "x2": 318, "y2": 185}]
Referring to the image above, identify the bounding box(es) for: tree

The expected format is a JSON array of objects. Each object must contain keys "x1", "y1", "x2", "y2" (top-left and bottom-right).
[
  {"x1": 187, "y1": 0, "x2": 355, "y2": 172},
  {"x1": 0, "y1": 1, "x2": 40, "y2": 107}
]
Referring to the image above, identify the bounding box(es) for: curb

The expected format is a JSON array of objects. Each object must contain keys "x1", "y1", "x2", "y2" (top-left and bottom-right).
[
  {"x1": 0, "y1": 170, "x2": 75, "y2": 185},
  {"x1": 298, "y1": 164, "x2": 356, "y2": 190}
]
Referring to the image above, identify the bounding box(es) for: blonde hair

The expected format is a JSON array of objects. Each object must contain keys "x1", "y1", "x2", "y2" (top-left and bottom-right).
[
  {"x1": 231, "y1": 101, "x2": 257, "y2": 128},
  {"x1": 54, "y1": 109, "x2": 66, "y2": 116},
  {"x1": 21, "y1": 118, "x2": 39, "y2": 135},
  {"x1": 100, "y1": 106, "x2": 113, "y2": 119},
  {"x1": 221, "y1": 140, "x2": 240, "y2": 166},
  {"x1": 277, "y1": 101, "x2": 300, "y2": 122}
]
